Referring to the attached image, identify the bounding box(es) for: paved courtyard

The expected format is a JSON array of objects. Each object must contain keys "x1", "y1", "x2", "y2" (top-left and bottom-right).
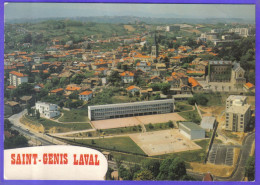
[
  {"x1": 198, "y1": 81, "x2": 244, "y2": 92},
  {"x1": 129, "y1": 129, "x2": 201, "y2": 156},
  {"x1": 91, "y1": 113, "x2": 185, "y2": 129},
  {"x1": 208, "y1": 144, "x2": 236, "y2": 166}
]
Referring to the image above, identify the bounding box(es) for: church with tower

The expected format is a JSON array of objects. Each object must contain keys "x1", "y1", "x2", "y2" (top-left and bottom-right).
[{"x1": 151, "y1": 33, "x2": 158, "y2": 59}]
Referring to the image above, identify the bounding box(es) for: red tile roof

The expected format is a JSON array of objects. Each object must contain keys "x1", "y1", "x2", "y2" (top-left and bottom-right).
[
  {"x1": 50, "y1": 88, "x2": 64, "y2": 93},
  {"x1": 9, "y1": 71, "x2": 28, "y2": 77},
  {"x1": 120, "y1": 71, "x2": 134, "y2": 77},
  {"x1": 126, "y1": 85, "x2": 140, "y2": 91},
  {"x1": 7, "y1": 85, "x2": 16, "y2": 89},
  {"x1": 244, "y1": 82, "x2": 255, "y2": 89},
  {"x1": 188, "y1": 77, "x2": 202, "y2": 87},
  {"x1": 65, "y1": 85, "x2": 81, "y2": 91},
  {"x1": 79, "y1": 91, "x2": 93, "y2": 95}
]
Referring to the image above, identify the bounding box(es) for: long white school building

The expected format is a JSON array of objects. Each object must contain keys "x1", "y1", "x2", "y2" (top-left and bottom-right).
[{"x1": 88, "y1": 99, "x2": 175, "y2": 121}]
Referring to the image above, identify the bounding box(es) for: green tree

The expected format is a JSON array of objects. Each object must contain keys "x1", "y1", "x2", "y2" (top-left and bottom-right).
[
  {"x1": 134, "y1": 169, "x2": 154, "y2": 180},
  {"x1": 118, "y1": 166, "x2": 131, "y2": 180},
  {"x1": 168, "y1": 121, "x2": 174, "y2": 128},
  {"x1": 141, "y1": 159, "x2": 161, "y2": 177},
  {"x1": 245, "y1": 156, "x2": 255, "y2": 181},
  {"x1": 160, "y1": 83, "x2": 171, "y2": 95},
  {"x1": 27, "y1": 103, "x2": 32, "y2": 116},
  {"x1": 108, "y1": 71, "x2": 121, "y2": 86},
  {"x1": 4, "y1": 119, "x2": 12, "y2": 131},
  {"x1": 71, "y1": 74, "x2": 85, "y2": 84},
  {"x1": 157, "y1": 157, "x2": 187, "y2": 180},
  {"x1": 36, "y1": 110, "x2": 40, "y2": 119},
  {"x1": 4, "y1": 135, "x2": 29, "y2": 149}
]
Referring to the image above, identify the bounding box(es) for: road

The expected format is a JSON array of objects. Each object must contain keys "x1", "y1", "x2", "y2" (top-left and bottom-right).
[
  {"x1": 7, "y1": 111, "x2": 255, "y2": 181},
  {"x1": 8, "y1": 110, "x2": 65, "y2": 146},
  {"x1": 11, "y1": 124, "x2": 53, "y2": 146},
  {"x1": 215, "y1": 132, "x2": 255, "y2": 181}
]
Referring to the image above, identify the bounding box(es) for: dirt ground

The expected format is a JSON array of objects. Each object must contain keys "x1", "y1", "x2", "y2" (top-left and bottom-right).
[
  {"x1": 189, "y1": 147, "x2": 240, "y2": 177},
  {"x1": 91, "y1": 113, "x2": 185, "y2": 129},
  {"x1": 199, "y1": 106, "x2": 225, "y2": 117},
  {"x1": 129, "y1": 129, "x2": 201, "y2": 156},
  {"x1": 124, "y1": 25, "x2": 135, "y2": 32}
]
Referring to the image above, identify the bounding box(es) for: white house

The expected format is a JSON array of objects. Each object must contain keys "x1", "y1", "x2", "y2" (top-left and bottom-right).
[
  {"x1": 126, "y1": 85, "x2": 140, "y2": 95},
  {"x1": 35, "y1": 102, "x2": 60, "y2": 119},
  {"x1": 120, "y1": 71, "x2": 134, "y2": 83},
  {"x1": 79, "y1": 91, "x2": 93, "y2": 101}
]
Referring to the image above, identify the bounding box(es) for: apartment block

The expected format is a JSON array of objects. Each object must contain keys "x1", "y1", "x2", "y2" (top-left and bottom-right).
[
  {"x1": 226, "y1": 95, "x2": 247, "y2": 110},
  {"x1": 9, "y1": 71, "x2": 28, "y2": 87},
  {"x1": 225, "y1": 96, "x2": 251, "y2": 132}
]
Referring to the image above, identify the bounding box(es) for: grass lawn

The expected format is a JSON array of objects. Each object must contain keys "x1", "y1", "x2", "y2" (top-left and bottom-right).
[
  {"x1": 110, "y1": 95, "x2": 139, "y2": 104},
  {"x1": 175, "y1": 101, "x2": 193, "y2": 112},
  {"x1": 74, "y1": 137, "x2": 146, "y2": 155},
  {"x1": 23, "y1": 115, "x2": 92, "y2": 133},
  {"x1": 153, "y1": 139, "x2": 210, "y2": 163},
  {"x1": 59, "y1": 109, "x2": 89, "y2": 122},
  {"x1": 145, "y1": 121, "x2": 174, "y2": 132},
  {"x1": 203, "y1": 93, "x2": 227, "y2": 106},
  {"x1": 100, "y1": 126, "x2": 142, "y2": 135},
  {"x1": 178, "y1": 109, "x2": 201, "y2": 123},
  {"x1": 222, "y1": 130, "x2": 239, "y2": 139}
]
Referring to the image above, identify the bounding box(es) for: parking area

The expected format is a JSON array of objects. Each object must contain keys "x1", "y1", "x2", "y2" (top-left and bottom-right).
[
  {"x1": 91, "y1": 113, "x2": 185, "y2": 129},
  {"x1": 208, "y1": 144, "x2": 235, "y2": 166},
  {"x1": 129, "y1": 129, "x2": 201, "y2": 156}
]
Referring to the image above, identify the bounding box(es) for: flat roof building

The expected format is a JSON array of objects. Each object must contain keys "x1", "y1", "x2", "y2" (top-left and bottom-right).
[
  {"x1": 225, "y1": 103, "x2": 251, "y2": 132},
  {"x1": 200, "y1": 116, "x2": 216, "y2": 130},
  {"x1": 226, "y1": 95, "x2": 247, "y2": 110},
  {"x1": 88, "y1": 99, "x2": 175, "y2": 121},
  {"x1": 179, "y1": 122, "x2": 205, "y2": 140}
]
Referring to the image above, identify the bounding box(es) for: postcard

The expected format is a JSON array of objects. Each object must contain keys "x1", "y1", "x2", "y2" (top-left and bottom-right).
[{"x1": 1, "y1": 2, "x2": 257, "y2": 184}]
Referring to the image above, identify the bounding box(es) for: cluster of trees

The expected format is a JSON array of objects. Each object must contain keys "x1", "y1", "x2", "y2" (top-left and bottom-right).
[
  {"x1": 108, "y1": 71, "x2": 122, "y2": 86},
  {"x1": 149, "y1": 83, "x2": 171, "y2": 95},
  {"x1": 88, "y1": 87, "x2": 119, "y2": 105},
  {"x1": 188, "y1": 94, "x2": 208, "y2": 106},
  {"x1": 245, "y1": 156, "x2": 255, "y2": 181},
  {"x1": 117, "y1": 157, "x2": 194, "y2": 181},
  {"x1": 4, "y1": 119, "x2": 29, "y2": 149}
]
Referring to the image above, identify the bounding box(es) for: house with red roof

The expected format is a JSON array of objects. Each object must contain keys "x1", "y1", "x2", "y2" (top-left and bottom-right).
[
  {"x1": 120, "y1": 71, "x2": 134, "y2": 83},
  {"x1": 9, "y1": 71, "x2": 28, "y2": 87},
  {"x1": 126, "y1": 85, "x2": 140, "y2": 95},
  {"x1": 79, "y1": 90, "x2": 93, "y2": 101},
  {"x1": 188, "y1": 77, "x2": 203, "y2": 92},
  {"x1": 136, "y1": 61, "x2": 151, "y2": 72},
  {"x1": 65, "y1": 84, "x2": 81, "y2": 95},
  {"x1": 243, "y1": 82, "x2": 255, "y2": 92},
  {"x1": 49, "y1": 88, "x2": 64, "y2": 96}
]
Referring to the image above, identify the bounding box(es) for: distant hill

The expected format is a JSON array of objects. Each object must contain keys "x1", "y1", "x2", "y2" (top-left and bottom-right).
[{"x1": 5, "y1": 16, "x2": 255, "y2": 25}]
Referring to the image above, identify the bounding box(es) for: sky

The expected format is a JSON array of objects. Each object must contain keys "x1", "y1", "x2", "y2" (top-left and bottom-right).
[{"x1": 4, "y1": 3, "x2": 255, "y2": 20}]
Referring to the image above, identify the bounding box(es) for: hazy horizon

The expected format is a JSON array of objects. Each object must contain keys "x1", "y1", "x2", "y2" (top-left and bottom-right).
[{"x1": 5, "y1": 3, "x2": 255, "y2": 21}]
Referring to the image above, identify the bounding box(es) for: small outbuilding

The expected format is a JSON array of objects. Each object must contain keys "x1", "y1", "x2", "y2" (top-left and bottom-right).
[
  {"x1": 179, "y1": 122, "x2": 205, "y2": 140},
  {"x1": 200, "y1": 116, "x2": 216, "y2": 131}
]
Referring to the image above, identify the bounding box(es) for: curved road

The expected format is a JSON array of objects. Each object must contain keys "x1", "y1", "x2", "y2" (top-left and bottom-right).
[
  {"x1": 215, "y1": 132, "x2": 255, "y2": 181},
  {"x1": 8, "y1": 110, "x2": 65, "y2": 145}
]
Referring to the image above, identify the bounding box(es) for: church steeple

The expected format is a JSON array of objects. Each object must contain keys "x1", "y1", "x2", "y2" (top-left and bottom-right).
[{"x1": 151, "y1": 32, "x2": 158, "y2": 58}]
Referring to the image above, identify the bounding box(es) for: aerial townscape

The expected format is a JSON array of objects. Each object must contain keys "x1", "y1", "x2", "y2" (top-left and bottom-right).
[{"x1": 3, "y1": 4, "x2": 255, "y2": 182}]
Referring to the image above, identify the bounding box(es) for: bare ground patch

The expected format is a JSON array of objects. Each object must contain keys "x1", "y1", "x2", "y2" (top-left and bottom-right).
[
  {"x1": 91, "y1": 113, "x2": 185, "y2": 129},
  {"x1": 129, "y1": 129, "x2": 201, "y2": 156}
]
